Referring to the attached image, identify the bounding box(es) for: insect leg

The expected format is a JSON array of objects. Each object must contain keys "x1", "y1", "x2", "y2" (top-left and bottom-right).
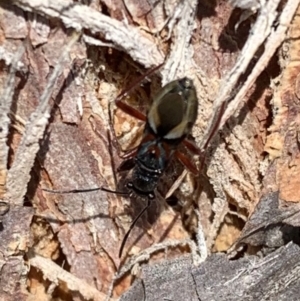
[
  {"x1": 107, "y1": 102, "x2": 139, "y2": 160},
  {"x1": 108, "y1": 64, "x2": 163, "y2": 159},
  {"x1": 182, "y1": 100, "x2": 228, "y2": 171},
  {"x1": 115, "y1": 63, "x2": 163, "y2": 115},
  {"x1": 114, "y1": 100, "x2": 147, "y2": 122},
  {"x1": 174, "y1": 150, "x2": 198, "y2": 175},
  {"x1": 183, "y1": 139, "x2": 202, "y2": 155},
  {"x1": 183, "y1": 139, "x2": 207, "y2": 171},
  {"x1": 118, "y1": 146, "x2": 138, "y2": 160},
  {"x1": 113, "y1": 63, "x2": 164, "y2": 121},
  {"x1": 42, "y1": 187, "x2": 129, "y2": 196}
]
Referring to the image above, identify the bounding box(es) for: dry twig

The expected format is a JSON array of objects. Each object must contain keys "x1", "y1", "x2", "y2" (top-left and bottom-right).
[
  {"x1": 0, "y1": 46, "x2": 24, "y2": 196},
  {"x1": 199, "y1": 0, "x2": 300, "y2": 150},
  {"x1": 12, "y1": 0, "x2": 164, "y2": 68},
  {"x1": 5, "y1": 32, "x2": 79, "y2": 205},
  {"x1": 29, "y1": 253, "x2": 116, "y2": 301}
]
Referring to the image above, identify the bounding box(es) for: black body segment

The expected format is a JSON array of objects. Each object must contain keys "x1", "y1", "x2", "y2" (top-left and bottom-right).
[
  {"x1": 147, "y1": 78, "x2": 198, "y2": 140},
  {"x1": 129, "y1": 77, "x2": 198, "y2": 197}
]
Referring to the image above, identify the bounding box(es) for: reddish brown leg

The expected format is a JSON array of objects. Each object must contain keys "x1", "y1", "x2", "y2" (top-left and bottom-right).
[
  {"x1": 175, "y1": 150, "x2": 198, "y2": 175},
  {"x1": 108, "y1": 112, "x2": 139, "y2": 160},
  {"x1": 108, "y1": 91, "x2": 142, "y2": 159},
  {"x1": 115, "y1": 100, "x2": 147, "y2": 122},
  {"x1": 108, "y1": 63, "x2": 163, "y2": 159},
  {"x1": 183, "y1": 139, "x2": 207, "y2": 171},
  {"x1": 115, "y1": 63, "x2": 163, "y2": 106},
  {"x1": 201, "y1": 101, "x2": 227, "y2": 150},
  {"x1": 183, "y1": 101, "x2": 227, "y2": 171},
  {"x1": 183, "y1": 139, "x2": 202, "y2": 155},
  {"x1": 120, "y1": 147, "x2": 138, "y2": 160},
  {"x1": 114, "y1": 63, "x2": 164, "y2": 121}
]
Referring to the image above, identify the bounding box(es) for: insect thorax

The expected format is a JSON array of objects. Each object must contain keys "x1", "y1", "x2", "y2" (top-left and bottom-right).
[{"x1": 131, "y1": 133, "x2": 169, "y2": 195}]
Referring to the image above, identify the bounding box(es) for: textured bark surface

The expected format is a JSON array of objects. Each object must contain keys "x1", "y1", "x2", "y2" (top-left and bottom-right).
[
  {"x1": 0, "y1": 0, "x2": 300, "y2": 300},
  {"x1": 121, "y1": 242, "x2": 300, "y2": 301}
]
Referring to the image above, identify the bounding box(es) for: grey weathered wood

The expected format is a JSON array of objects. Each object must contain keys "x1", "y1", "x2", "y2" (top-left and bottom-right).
[{"x1": 121, "y1": 243, "x2": 300, "y2": 301}]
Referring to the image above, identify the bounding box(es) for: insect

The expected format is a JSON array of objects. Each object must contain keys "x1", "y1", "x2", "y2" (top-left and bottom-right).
[
  {"x1": 44, "y1": 65, "x2": 201, "y2": 258},
  {"x1": 114, "y1": 73, "x2": 200, "y2": 256}
]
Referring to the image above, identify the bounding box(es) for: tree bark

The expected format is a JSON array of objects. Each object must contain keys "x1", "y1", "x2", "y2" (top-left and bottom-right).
[{"x1": 0, "y1": 0, "x2": 300, "y2": 300}]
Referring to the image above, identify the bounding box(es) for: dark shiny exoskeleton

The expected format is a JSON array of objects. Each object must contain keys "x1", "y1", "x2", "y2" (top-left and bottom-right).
[{"x1": 128, "y1": 78, "x2": 198, "y2": 199}]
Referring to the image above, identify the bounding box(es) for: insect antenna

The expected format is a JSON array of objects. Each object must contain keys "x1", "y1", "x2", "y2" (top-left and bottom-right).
[
  {"x1": 119, "y1": 197, "x2": 151, "y2": 258},
  {"x1": 42, "y1": 187, "x2": 129, "y2": 196}
]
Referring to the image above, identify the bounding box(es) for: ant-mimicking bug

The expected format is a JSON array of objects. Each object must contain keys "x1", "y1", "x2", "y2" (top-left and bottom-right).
[{"x1": 43, "y1": 64, "x2": 202, "y2": 258}]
